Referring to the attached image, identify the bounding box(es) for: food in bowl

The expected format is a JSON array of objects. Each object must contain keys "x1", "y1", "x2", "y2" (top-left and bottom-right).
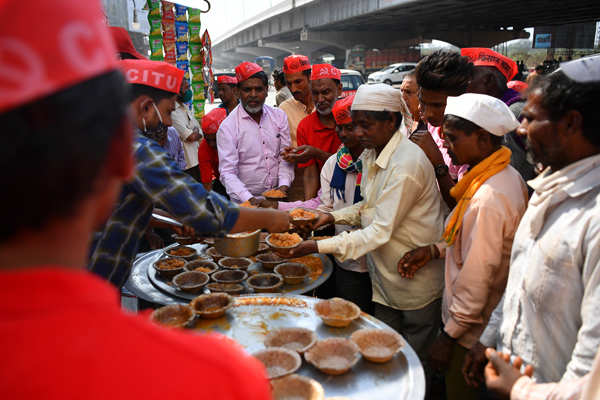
[
  {"x1": 270, "y1": 374, "x2": 325, "y2": 400},
  {"x1": 240, "y1": 201, "x2": 257, "y2": 208},
  {"x1": 263, "y1": 189, "x2": 287, "y2": 199},
  {"x1": 154, "y1": 257, "x2": 186, "y2": 270},
  {"x1": 290, "y1": 208, "x2": 317, "y2": 220},
  {"x1": 266, "y1": 233, "x2": 302, "y2": 249},
  {"x1": 218, "y1": 257, "x2": 252, "y2": 270},
  {"x1": 165, "y1": 245, "x2": 197, "y2": 258},
  {"x1": 185, "y1": 259, "x2": 218, "y2": 274},
  {"x1": 172, "y1": 271, "x2": 209, "y2": 294}
]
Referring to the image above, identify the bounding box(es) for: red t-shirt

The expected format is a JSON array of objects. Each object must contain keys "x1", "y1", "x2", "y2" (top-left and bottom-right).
[
  {"x1": 197, "y1": 139, "x2": 219, "y2": 184},
  {"x1": 0, "y1": 267, "x2": 271, "y2": 400},
  {"x1": 296, "y1": 111, "x2": 341, "y2": 170}
]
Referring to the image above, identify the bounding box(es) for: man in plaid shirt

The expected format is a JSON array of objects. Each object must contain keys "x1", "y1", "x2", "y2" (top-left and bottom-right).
[{"x1": 89, "y1": 59, "x2": 289, "y2": 288}]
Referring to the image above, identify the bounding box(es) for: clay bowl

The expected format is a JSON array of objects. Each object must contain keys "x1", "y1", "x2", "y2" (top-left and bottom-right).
[
  {"x1": 205, "y1": 246, "x2": 224, "y2": 262},
  {"x1": 289, "y1": 207, "x2": 319, "y2": 230},
  {"x1": 206, "y1": 282, "x2": 246, "y2": 295},
  {"x1": 274, "y1": 262, "x2": 310, "y2": 285},
  {"x1": 262, "y1": 189, "x2": 288, "y2": 201},
  {"x1": 190, "y1": 293, "x2": 233, "y2": 319},
  {"x1": 171, "y1": 234, "x2": 200, "y2": 245},
  {"x1": 218, "y1": 256, "x2": 253, "y2": 270},
  {"x1": 185, "y1": 259, "x2": 219, "y2": 274},
  {"x1": 150, "y1": 304, "x2": 195, "y2": 328},
  {"x1": 350, "y1": 328, "x2": 404, "y2": 363},
  {"x1": 172, "y1": 271, "x2": 209, "y2": 294},
  {"x1": 265, "y1": 233, "x2": 303, "y2": 251},
  {"x1": 270, "y1": 374, "x2": 325, "y2": 400},
  {"x1": 247, "y1": 273, "x2": 283, "y2": 293},
  {"x1": 164, "y1": 245, "x2": 197, "y2": 261},
  {"x1": 211, "y1": 269, "x2": 248, "y2": 284},
  {"x1": 152, "y1": 257, "x2": 187, "y2": 279},
  {"x1": 252, "y1": 347, "x2": 301, "y2": 379},
  {"x1": 256, "y1": 252, "x2": 285, "y2": 270},
  {"x1": 264, "y1": 327, "x2": 317, "y2": 354},
  {"x1": 257, "y1": 243, "x2": 270, "y2": 254},
  {"x1": 304, "y1": 338, "x2": 361, "y2": 376},
  {"x1": 314, "y1": 298, "x2": 361, "y2": 328}
]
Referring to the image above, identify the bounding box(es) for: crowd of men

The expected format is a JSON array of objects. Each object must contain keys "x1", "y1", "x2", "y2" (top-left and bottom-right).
[{"x1": 1, "y1": 1, "x2": 600, "y2": 399}]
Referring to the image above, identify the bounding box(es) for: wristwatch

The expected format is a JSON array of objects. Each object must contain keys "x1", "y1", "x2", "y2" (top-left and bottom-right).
[{"x1": 434, "y1": 163, "x2": 449, "y2": 178}]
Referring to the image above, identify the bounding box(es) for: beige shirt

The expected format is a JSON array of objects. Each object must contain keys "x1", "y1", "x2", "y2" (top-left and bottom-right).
[
  {"x1": 171, "y1": 102, "x2": 201, "y2": 169},
  {"x1": 318, "y1": 130, "x2": 446, "y2": 310},
  {"x1": 441, "y1": 165, "x2": 527, "y2": 349},
  {"x1": 279, "y1": 97, "x2": 313, "y2": 147}
]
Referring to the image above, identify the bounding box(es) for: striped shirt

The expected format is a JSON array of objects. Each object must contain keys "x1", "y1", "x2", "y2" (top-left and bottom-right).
[{"x1": 165, "y1": 127, "x2": 186, "y2": 170}]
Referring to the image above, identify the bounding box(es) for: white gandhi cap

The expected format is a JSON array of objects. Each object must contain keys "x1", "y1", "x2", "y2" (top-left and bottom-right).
[
  {"x1": 351, "y1": 83, "x2": 406, "y2": 112},
  {"x1": 444, "y1": 93, "x2": 519, "y2": 136}
]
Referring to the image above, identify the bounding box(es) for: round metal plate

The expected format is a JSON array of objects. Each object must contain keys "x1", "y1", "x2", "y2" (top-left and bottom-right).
[
  {"x1": 192, "y1": 294, "x2": 425, "y2": 400},
  {"x1": 128, "y1": 243, "x2": 333, "y2": 304}
]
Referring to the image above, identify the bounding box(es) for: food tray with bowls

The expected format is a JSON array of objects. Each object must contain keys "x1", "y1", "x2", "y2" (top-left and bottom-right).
[
  {"x1": 141, "y1": 243, "x2": 333, "y2": 302},
  {"x1": 189, "y1": 294, "x2": 424, "y2": 400}
]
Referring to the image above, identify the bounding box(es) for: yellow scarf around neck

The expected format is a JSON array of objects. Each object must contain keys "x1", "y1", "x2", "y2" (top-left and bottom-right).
[{"x1": 443, "y1": 146, "x2": 512, "y2": 245}]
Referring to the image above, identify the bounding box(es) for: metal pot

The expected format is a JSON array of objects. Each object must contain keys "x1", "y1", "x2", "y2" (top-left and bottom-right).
[{"x1": 215, "y1": 229, "x2": 260, "y2": 257}]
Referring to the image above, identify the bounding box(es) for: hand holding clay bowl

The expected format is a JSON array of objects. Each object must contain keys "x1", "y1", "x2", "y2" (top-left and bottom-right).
[
  {"x1": 266, "y1": 232, "x2": 303, "y2": 252},
  {"x1": 314, "y1": 297, "x2": 361, "y2": 328},
  {"x1": 252, "y1": 347, "x2": 301, "y2": 379},
  {"x1": 262, "y1": 188, "x2": 287, "y2": 201},
  {"x1": 270, "y1": 374, "x2": 325, "y2": 400},
  {"x1": 289, "y1": 207, "x2": 319, "y2": 231},
  {"x1": 264, "y1": 327, "x2": 317, "y2": 354},
  {"x1": 190, "y1": 293, "x2": 233, "y2": 319},
  {"x1": 350, "y1": 328, "x2": 404, "y2": 363},
  {"x1": 150, "y1": 304, "x2": 195, "y2": 328},
  {"x1": 304, "y1": 338, "x2": 361, "y2": 375}
]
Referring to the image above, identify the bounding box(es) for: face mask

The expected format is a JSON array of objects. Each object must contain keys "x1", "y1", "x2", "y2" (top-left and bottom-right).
[
  {"x1": 142, "y1": 102, "x2": 168, "y2": 143},
  {"x1": 181, "y1": 89, "x2": 193, "y2": 103}
]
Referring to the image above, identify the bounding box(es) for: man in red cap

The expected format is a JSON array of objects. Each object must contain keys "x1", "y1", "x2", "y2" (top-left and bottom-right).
[
  {"x1": 198, "y1": 107, "x2": 228, "y2": 195},
  {"x1": 279, "y1": 54, "x2": 314, "y2": 201},
  {"x1": 110, "y1": 26, "x2": 147, "y2": 60},
  {"x1": 217, "y1": 61, "x2": 295, "y2": 203},
  {"x1": 463, "y1": 47, "x2": 537, "y2": 185},
  {"x1": 216, "y1": 74, "x2": 239, "y2": 115},
  {"x1": 89, "y1": 58, "x2": 290, "y2": 287},
  {"x1": 286, "y1": 64, "x2": 343, "y2": 200},
  {"x1": 0, "y1": 0, "x2": 273, "y2": 399}
]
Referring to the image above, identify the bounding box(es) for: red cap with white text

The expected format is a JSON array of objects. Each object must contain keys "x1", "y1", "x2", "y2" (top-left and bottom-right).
[
  {"x1": 235, "y1": 62, "x2": 263, "y2": 82},
  {"x1": 311, "y1": 64, "x2": 341, "y2": 81},
  {"x1": 119, "y1": 59, "x2": 184, "y2": 94},
  {"x1": 0, "y1": 0, "x2": 118, "y2": 113}
]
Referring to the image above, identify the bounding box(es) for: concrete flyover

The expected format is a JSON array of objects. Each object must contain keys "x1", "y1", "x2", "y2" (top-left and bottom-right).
[{"x1": 211, "y1": 0, "x2": 600, "y2": 69}]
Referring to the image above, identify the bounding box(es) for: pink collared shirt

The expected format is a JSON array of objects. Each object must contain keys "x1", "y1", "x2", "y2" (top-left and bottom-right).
[
  {"x1": 428, "y1": 123, "x2": 469, "y2": 180},
  {"x1": 217, "y1": 103, "x2": 294, "y2": 203}
]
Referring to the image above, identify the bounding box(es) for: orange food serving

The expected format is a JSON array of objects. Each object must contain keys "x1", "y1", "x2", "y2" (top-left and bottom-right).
[
  {"x1": 156, "y1": 258, "x2": 185, "y2": 270},
  {"x1": 263, "y1": 189, "x2": 286, "y2": 198},
  {"x1": 193, "y1": 266, "x2": 213, "y2": 273},
  {"x1": 240, "y1": 201, "x2": 257, "y2": 208},
  {"x1": 269, "y1": 233, "x2": 302, "y2": 247},
  {"x1": 168, "y1": 247, "x2": 195, "y2": 256},
  {"x1": 290, "y1": 208, "x2": 317, "y2": 220}
]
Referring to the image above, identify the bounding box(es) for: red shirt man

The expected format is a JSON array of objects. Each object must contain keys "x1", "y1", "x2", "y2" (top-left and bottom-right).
[
  {"x1": 0, "y1": 1, "x2": 271, "y2": 398},
  {"x1": 197, "y1": 107, "x2": 228, "y2": 195},
  {"x1": 292, "y1": 64, "x2": 343, "y2": 199}
]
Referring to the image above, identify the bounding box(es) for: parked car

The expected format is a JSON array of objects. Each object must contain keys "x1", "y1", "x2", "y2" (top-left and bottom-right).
[
  {"x1": 368, "y1": 63, "x2": 417, "y2": 85},
  {"x1": 340, "y1": 69, "x2": 365, "y2": 97}
]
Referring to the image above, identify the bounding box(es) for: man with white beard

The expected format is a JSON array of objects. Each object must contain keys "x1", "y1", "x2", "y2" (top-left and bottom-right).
[
  {"x1": 217, "y1": 62, "x2": 294, "y2": 203},
  {"x1": 284, "y1": 64, "x2": 344, "y2": 200}
]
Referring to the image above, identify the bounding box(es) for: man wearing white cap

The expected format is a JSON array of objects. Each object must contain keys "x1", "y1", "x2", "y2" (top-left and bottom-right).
[
  {"x1": 471, "y1": 55, "x2": 600, "y2": 400},
  {"x1": 399, "y1": 93, "x2": 528, "y2": 399},
  {"x1": 278, "y1": 84, "x2": 446, "y2": 362}
]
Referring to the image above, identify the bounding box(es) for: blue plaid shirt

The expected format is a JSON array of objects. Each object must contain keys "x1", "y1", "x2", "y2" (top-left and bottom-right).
[{"x1": 88, "y1": 131, "x2": 239, "y2": 287}]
